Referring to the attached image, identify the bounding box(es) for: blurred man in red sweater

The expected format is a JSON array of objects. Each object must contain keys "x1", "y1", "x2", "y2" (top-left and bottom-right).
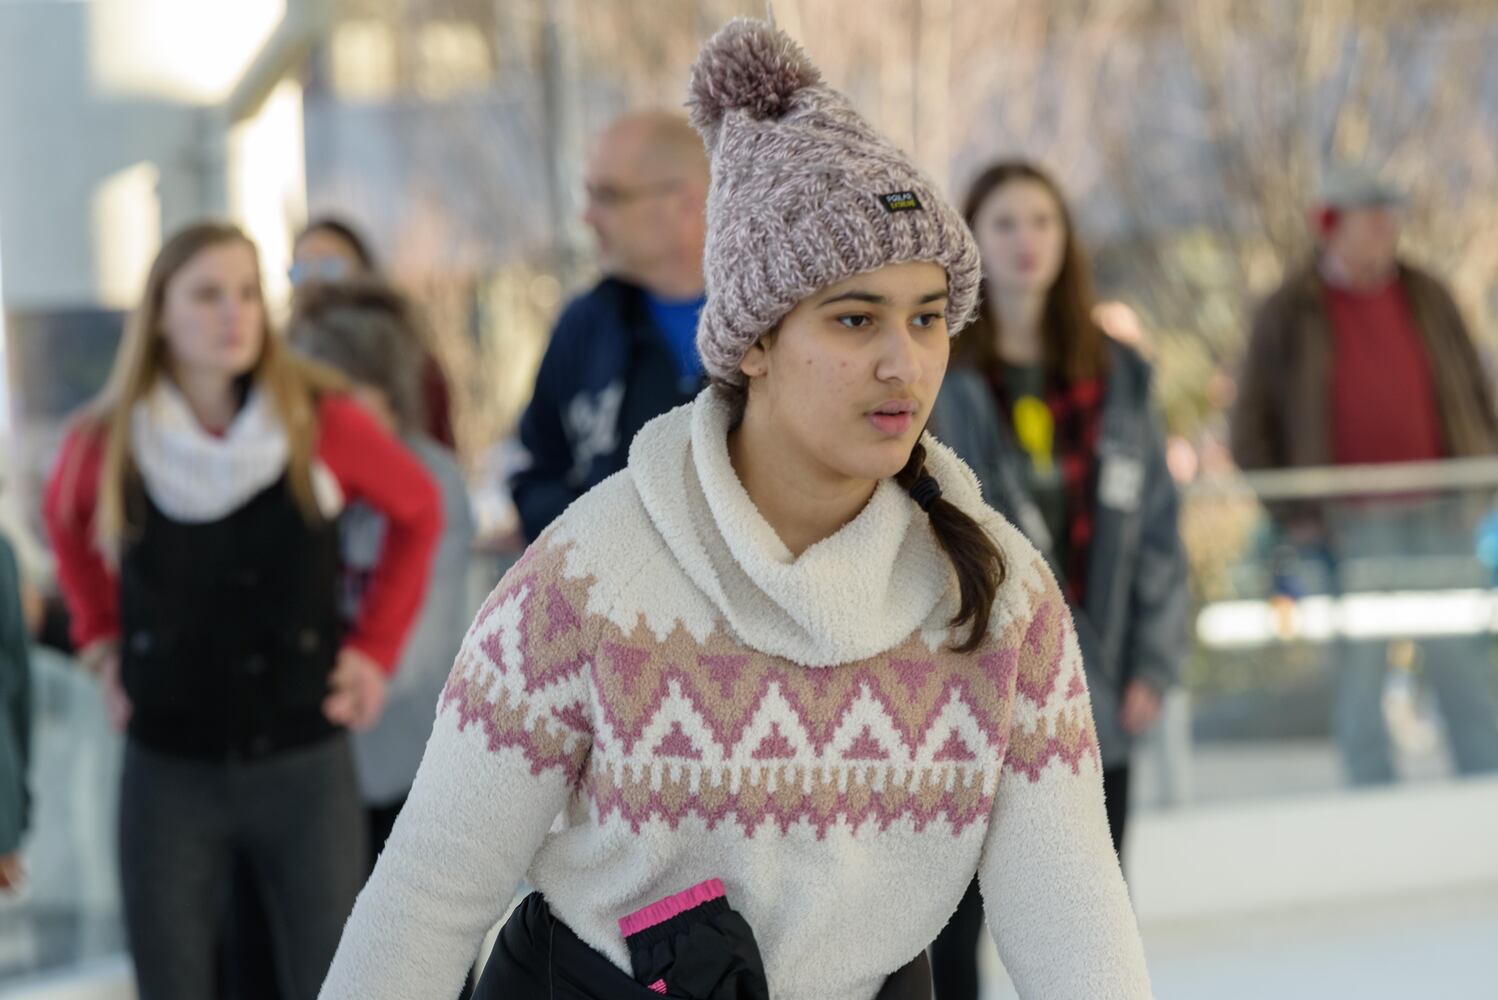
[{"x1": 1233, "y1": 162, "x2": 1498, "y2": 785}]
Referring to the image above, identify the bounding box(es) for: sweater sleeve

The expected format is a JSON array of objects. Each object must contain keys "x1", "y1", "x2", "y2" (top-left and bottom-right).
[
  {"x1": 319, "y1": 535, "x2": 595, "y2": 999},
  {"x1": 978, "y1": 546, "x2": 1153, "y2": 999},
  {"x1": 317, "y1": 396, "x2": 443, "y2": 672},
  {"x1": 42, "y1": 425, "x2": 119, "y2": 653}
]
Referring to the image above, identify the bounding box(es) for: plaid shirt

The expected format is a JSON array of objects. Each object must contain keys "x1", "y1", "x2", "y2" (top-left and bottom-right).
[
  {"x1": 989, "y1": 370, "x2": 1106, "y2": 606},
  {"x1": 1048, "y1": 376, "x2": 1104, "y2": 605}
]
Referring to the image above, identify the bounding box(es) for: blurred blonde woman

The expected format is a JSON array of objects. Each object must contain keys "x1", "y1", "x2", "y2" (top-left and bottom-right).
[{"x1": 45, "y1": 222, "x2": 441, "y2": 1000}]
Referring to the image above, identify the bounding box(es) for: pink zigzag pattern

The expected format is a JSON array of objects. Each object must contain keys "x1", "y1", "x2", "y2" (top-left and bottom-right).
[
  {"x1": 592, "y1": 647, "x2": 1017, "y2": 760},
  {"x1": 655, "y1": 721, "x2": 705, "y2": 759},
  {"x1": 1003, "y1": 720, "x2": 1101, "y2": 783},
  {"x1": 441, "y1": 672, "x2": 588, "y2": 785},
  {"x1": 1014, "y1": 600, "x2": 1066, "y2": 709},
  {"x1": 933, "y1": 729, "x2": 978, "y2": 762},
  {"x1": 444, "y1": 538, "x2": 1096, "y2": 833},
  {"x1": 584, "y1": 770, "x2": 996, "y2": 839},
  {"x1": 844, "y1": 726, "x2": 890, "y2": 761},
  {"x1": 543, "y1": 582, "x2": 583, "y2": 642},
  {"x1": 1064, "y1": 670, "x2": 1086, "y2": 701},
  {"x1": 751, "y1": 723, "x2": 797, "y2": 760},
  {"x1": 551, "y1": 701, "x2": 592, "y2": 733},
  {"x1": 476, "y1": 562, "x2": 589, "y2": 695}
]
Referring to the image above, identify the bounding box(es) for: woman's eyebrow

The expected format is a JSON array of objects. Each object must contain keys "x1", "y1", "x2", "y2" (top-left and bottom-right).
[
  {"x1": 815, "y1": 288, "x2": 949, "y2": 307},
  {"x1": 817, "y1": 290, "x2": 886, "y2": 307}
]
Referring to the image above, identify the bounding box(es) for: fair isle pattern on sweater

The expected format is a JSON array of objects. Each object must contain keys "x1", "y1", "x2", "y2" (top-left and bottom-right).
[
  {"x1": 321, "y1": 391, "x2": 1151, "y2": 1000},
  {"x1": 442, "y1": 537, "x2": 1099, "y2": 838}
]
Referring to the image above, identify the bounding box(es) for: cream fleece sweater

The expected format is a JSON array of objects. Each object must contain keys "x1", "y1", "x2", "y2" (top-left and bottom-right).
[{"x1": 320, "y1": 389, "x2": 1152, "y2": 999}]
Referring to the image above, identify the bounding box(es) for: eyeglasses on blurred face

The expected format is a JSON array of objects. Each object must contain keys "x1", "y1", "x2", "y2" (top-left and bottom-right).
[
  {"x1": 288, "y1": 256, "x2": 355, "y2": 288},
  {"x1": 583, "y1": 179, "x2": 682, "y2": 211}
]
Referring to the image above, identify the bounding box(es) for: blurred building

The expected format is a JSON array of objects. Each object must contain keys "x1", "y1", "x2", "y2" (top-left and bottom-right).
[{"x1": 0, "y1": 0, "x2": 325, "y2": 526}]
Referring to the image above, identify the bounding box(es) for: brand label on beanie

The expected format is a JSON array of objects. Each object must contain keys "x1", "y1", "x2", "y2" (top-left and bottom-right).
[{"x1": 879, "y1": 191, "x2": 923, "y2": 213}]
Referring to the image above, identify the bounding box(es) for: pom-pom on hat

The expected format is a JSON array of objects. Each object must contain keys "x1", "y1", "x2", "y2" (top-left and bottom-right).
[{"x1": 687, "y1": 18, "x2": 982, "y2": 386}]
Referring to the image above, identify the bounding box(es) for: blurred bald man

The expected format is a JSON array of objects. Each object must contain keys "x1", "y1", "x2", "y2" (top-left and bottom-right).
[{"x1": 511, "y1": 112, "x2": 711, "y2": 541}]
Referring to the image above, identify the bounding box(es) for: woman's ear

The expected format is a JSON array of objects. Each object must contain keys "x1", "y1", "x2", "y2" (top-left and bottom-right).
[{"x1": 739, "y1": 338, "x2": 769, "y2": 380}]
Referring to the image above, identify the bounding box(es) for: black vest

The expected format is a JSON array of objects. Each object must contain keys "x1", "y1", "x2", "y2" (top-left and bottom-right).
[{"x1": 119, "y1": 473, "x2": 342, "y2": 760}]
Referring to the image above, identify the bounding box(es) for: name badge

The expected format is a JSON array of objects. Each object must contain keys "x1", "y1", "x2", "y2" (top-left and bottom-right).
[{"x1": 1098, "y1": 454, "x2": 1145, "y2": 512}]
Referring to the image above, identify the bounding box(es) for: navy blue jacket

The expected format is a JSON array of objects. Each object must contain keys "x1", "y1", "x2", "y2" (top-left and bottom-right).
[{"x1": 510, "y1": 278, "x2": 703, "y2": 541}]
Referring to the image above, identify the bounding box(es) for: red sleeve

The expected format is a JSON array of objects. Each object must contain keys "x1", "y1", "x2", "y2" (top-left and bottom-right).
[
  {"x1": 42, "y1": 425, "x2": 120, "y2": 652},
  {"x1": 317, "y1": 395, "x2": 443, "y2": 673}
]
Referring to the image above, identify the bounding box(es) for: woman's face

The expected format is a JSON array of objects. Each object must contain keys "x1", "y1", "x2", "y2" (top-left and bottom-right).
[
  {"x1": 291, "y1": 228, "x2": 366, "y2": 287},
  {"x1": 740, "y1": 261, "x2": 950, "y2": 484},
  {"x1": 971, "y1": 178, "x2": 1067, "y2": 297},
  {"x1": 158, "y1": 240, "x2": 265, "y2": 381}
]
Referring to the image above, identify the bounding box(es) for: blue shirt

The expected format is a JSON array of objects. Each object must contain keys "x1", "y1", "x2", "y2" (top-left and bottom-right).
[{"x1": 644, "y1": 291, "x2": 707, "y2": 384}]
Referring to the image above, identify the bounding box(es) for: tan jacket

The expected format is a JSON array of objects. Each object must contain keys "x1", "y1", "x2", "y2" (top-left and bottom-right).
[{"x1": 1231, "y1": 261, "x2": 1498, "y2": 473}]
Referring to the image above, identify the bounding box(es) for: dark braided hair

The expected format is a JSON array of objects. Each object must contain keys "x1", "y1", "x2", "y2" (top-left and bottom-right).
[{"x1": 895, "y1": 441, "x2": 1006, "y2": 653}]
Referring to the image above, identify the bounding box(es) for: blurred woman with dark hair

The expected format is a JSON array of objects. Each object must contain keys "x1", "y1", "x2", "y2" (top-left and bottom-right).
[
  {"x1": 292, "y1": 218, "x2": 458, "y2": 450},
  {"x1": 289, "y1": 281, "x2": 476, "y2": 861},
  {"x1": 928, "y1": 161, "x2": 1187, "y2": 999}
]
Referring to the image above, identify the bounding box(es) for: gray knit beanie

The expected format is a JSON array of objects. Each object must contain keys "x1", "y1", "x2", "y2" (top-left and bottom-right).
[{"x1": 687, "y1": 18, "x2": 981, "y2": 386}]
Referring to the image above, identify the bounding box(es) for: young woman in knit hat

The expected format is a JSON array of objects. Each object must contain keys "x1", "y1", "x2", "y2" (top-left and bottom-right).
[
  {"x1": 321, "y1": 19, "x2": 1151, "y2": 1000},
  {"x1": 44, "y1": 222, "x2": 442, "y2": 1000}
]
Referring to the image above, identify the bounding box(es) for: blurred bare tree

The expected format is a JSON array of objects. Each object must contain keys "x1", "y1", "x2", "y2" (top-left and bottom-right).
[{"x1": 310, "y1": 0, "x2": 1498, "y2": 470}]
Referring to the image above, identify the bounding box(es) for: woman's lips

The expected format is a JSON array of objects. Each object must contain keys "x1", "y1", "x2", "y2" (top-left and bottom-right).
[{"x1": 869, "y1": 411, "x2": 915, "y2": 436}]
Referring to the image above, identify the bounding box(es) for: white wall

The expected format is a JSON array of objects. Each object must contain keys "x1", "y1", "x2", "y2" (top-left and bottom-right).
[{"x1": 0, "y1": 0, "x2": 296, "y2": 313}]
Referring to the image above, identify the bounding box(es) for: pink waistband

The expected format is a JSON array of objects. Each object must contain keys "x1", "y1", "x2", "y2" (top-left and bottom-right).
[{"x1": 618, "y1": 879, "x2": 727, "y2": 938}]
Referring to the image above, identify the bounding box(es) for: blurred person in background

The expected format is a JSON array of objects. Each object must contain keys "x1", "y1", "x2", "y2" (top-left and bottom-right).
[
  {"x1": 0, "y1": 465, "x2": 74, "y2": 657},
  {"x1": 508, "y1": 110, "x2": 710, "y2": 542},
  {"x1": 289, "y1": 281, "x2": 476, "y2": 863},
  {"x1": 1231, "y1": 162, "x2": 1498, "y2": 785},
  {"x1": 0, "y1": 527, "x2": 31, "y2": 893},
  {"x1": 929, "y1": 161, "x2": 1187, "y2": 1000},
  {"x1": 292, "y1": 217, "x2": 458, "y2": 450},
  {"x1": 43, "y1": 222, "x2": 441, "y2": 1000}
]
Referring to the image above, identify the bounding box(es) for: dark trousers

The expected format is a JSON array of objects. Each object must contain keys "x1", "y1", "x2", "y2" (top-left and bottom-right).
[
  {"x1": 930, "y1": 765, "x2": 1131, "y2": 999},
  {"x1": 221, "y1": 795, "x2": 409, "y2": 1000},
  {"x1": 119, "y1": 736, "x2": 367, "y2": 1000},
  {"x1": 222, "y1": 859, "x2": 283, "y2": 1000},
  {"x1": 366, "y1": 796, "x2": 405, "y2": 867},
  {"x1": 1103, "y1": 764, "x2": 1130, "y2": 857}
]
